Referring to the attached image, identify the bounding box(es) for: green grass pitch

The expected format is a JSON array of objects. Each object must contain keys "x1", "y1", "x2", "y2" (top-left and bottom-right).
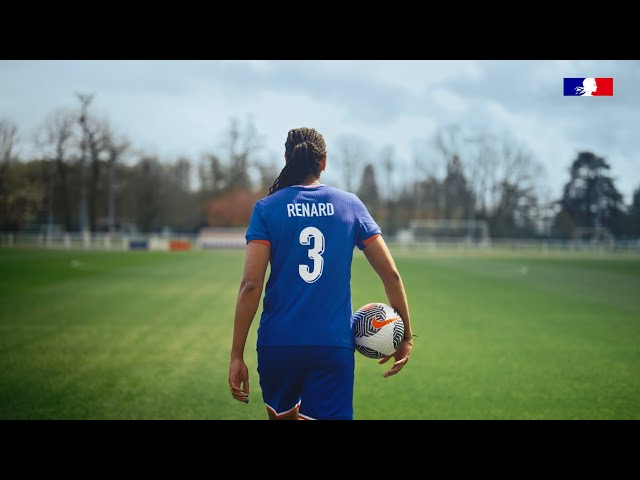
[{"x1": 0, "y1": 247, "x2": 638, "y2": 419}]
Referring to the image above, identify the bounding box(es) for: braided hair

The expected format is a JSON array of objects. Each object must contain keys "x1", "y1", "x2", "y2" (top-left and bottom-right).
[{"x1": 268, "y1": 127, "x2": 327, "y2": 195}]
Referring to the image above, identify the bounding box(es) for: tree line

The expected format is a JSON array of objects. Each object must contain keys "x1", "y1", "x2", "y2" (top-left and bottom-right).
[
  {"x1": 0, "y1": 103, "x2": 638, "y2": 239},
  {"x1": 354, "y1": 126, "x2": 639, "y2": 239}
]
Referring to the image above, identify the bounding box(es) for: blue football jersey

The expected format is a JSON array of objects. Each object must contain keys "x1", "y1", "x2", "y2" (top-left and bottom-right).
[{"x1": 245, "y1": 184, "x2": 382, "y2": 349}]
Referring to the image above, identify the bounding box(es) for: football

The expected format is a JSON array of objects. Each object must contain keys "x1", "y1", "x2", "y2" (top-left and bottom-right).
[{"x1": 352, "y1": 303, "x2": 404, "y2": 359}]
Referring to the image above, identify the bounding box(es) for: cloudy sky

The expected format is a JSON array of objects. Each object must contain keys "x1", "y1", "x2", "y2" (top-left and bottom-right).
[{"x1": 1, "y1": 60, "x2": 638, "y2": 202}]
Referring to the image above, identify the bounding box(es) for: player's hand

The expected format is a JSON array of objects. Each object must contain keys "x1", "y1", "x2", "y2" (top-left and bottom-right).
[
  {"x1": 379, "y1": 338, "x2": 412, "y2": 378},
  {"x1": 229, "y1": 357, "x2": 250, "y2": 403}
]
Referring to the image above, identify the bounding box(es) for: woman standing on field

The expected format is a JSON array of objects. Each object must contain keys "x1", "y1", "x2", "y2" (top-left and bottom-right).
[{"x1": 228, "y1": 127, "x2": 413, "y2": 420}]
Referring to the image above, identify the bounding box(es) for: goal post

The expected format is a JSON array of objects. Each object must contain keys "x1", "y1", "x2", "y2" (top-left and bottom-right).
[
  {"x1": 573, "y1": 227, "x2": 614, "y2": 248},
  {"x1": 398, "y1": 219, "x2": 491, "y2": 248}
]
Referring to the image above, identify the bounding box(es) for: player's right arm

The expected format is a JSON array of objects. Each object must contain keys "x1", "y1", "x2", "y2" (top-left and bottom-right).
[
  {"x1": 362, "y1": 235, "x2": 413, "y2": 378},
  {"x1": 229, "y1": 241, "x2": 270, "y2": 403}
]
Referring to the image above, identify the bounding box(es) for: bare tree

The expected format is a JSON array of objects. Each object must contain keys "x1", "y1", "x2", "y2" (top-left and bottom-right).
[
  {"x1": 103, "y1": 128, "x2": 130, "y2": 233},
  {"x1": 225, "y1": 117, "x2": 264, "y2": 191},
  {"x1": 199, "y1": 117, "x2": 266, "y2": 195},
  {"x1": 433, "y1": 125, "x2": 546, "y2": 236},
  {"x1": 0, "y1": 119, "x2": 19, "y2": 229},
  {"x1": 0, "y1": 118, "x2": 18, "y2": 164},
  {"x1": 0, "y1": 119, "x2": 46, "y2": 230},
  {"x1": 85, "y1": 116, "x2": 118, "y2": 232},
  {"x1": 473, "y1": 131, "x2": 545, "y2": 236},
  {"x1": 432, "y1": 125, "x2": 465, "y2": 218},
  {"x1": 76, "y1": 92, "x2": 95, "y2": 233},
  {"x1": 380, "y1": 145, "x2": 395, "y2": 202},
  {"x1": 434, "y1": 125, "x2": 464, "y2": 165},
  {"x1": 129, "y1": 155, "x2": 164, "y2": 233},
  {"x1": 335, "y1": 135, "x2": 370, "y2": 193},
  {"x1": 161, "y1": 157, "x2": 200, "y2": 232},
  {"x1": 256, "y1": 154, "x2": 280, "y2": 194},
  {"x1": 0, "y1": 119, "x2": 19, "y2": 212},
  {"x1": 357, "y1": 163, "x2": 380, "y2": 217},
  {"x1": 499, "y1": 136, "x2": 543, "y2": 194},
  {"x1": 35, "y1": 109, "x2": 77, "y2": 234},
  {"x1": 443, "y1": 155, "x2": 473, "y2": 219},
  {"x1": 462, "y1": 134, "x2": 499, "y2": 216},
  {"x1": 200, "y1": 154, "x2": 226, "y2": 195},
  {"x1": 380, "y1": 145, "x2": 397, "y2": 235}
]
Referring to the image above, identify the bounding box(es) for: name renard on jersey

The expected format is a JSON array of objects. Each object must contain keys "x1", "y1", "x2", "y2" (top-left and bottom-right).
[{"x1": 286, "y1": 202, "x2": 335, "y2": 218}]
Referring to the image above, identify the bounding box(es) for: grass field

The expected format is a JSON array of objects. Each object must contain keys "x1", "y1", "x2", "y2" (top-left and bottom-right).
[{"x1": 1, "y1": 247, "x2": 639, "y2": 419}]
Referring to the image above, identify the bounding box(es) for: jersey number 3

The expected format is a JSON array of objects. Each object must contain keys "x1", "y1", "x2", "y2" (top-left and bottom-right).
[{"x1": 299, "y1": 226, "x2": 325, "y2": 283}]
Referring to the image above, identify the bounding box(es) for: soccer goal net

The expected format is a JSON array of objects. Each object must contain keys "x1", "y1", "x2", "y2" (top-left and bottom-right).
[
  {"x1": 573, "y1": 227, "x2": 614, "y2": 248},
  {"x1": 397, "y1": 219, "x2": 491, "y2": 248}
]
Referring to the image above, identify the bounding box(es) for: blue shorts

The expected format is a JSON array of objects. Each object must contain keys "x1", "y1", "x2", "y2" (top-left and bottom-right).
[{"x1": 257, "y1": 346, "x2": 355, "y2": 420}]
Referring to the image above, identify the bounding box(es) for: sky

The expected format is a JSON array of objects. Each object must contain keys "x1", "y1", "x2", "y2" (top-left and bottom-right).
[{"x1": 1, "y1": 60, "x2": 639, "y2": 203}]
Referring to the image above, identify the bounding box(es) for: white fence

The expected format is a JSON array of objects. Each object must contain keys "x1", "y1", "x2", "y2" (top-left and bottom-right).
[
  {"x1": 0, "y1": 229, "x2": 244, "y2": 251},
  {"x1": 390, "y1": 236, "x2": 640, "y2": 254},
  {"x1": 1, "y1": 231, "x2": 639, "y2": 254}
]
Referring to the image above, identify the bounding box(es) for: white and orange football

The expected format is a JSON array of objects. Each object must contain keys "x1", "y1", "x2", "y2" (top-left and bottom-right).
[{"x1": 352, "y1": 303, "x2": 404, "y2": 359}]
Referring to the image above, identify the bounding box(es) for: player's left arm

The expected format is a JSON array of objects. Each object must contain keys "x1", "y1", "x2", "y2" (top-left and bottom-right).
[
  {"x1": 362, "y1": 235, "x2": 413, "y2": 378},
  {"x1": 229, "y1": 241, "x2": 270, "y2": 403}
]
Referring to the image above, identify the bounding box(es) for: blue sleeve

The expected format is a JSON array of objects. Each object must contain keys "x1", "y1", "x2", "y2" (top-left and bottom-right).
[
  {"x1": 353, "y1": 194, "x2": 382, "y2": 250},
  {"x1": 245, "y1": 201, "x2": 270, "y2": 245}
]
